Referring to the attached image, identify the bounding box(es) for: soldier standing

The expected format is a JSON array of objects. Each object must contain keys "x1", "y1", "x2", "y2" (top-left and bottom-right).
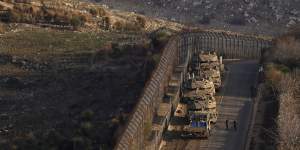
[
  {"x1": 225, "y1": 120, "x2": 229, "y2": 129},
  {"x1": 233, "y1": 120, "x2": 237, "y2": 131},
  {"x1": 250, "y1": 85, "x2": 255, "y2": 97}
]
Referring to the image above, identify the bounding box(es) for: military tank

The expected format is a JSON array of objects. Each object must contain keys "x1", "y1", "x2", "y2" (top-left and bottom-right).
[
  {"x1": 199, "y1": 51, "x2": 218, "y2": 63},
  {"x1": 183, "y1": 86, "x2": 215, "y2": 99},
  {"x1": 185, "y1": 92, "x2": 217, "y2": 122},
  {"x1": 181, "y1": 109, "x2": 217, "y2": 138},
  {"x1": 199, "y1": 69, "x2": 222, "y2": 89},
  {"x1": 198, "y1": 51, "x2": 224, "y2": 71},
  {"x1": 199, "y1": 62, "x2": 220, "y2": 70},
  {"x1": 189, "y1": 52, "x2": 223, "y2": 88},
  {"x1": 186, "y1": 95, "x2": 216, "y2": 110},
  {"x1": 185, "y1": 76, "x2": 215, "y2": 92}
]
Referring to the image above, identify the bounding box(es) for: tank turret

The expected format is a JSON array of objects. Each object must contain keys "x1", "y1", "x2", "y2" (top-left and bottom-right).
[
  {"x1": 199, "y1": 51, "x2": 218, "y2": 63},
  {"x1": 199, "y1": 69, "x2": 221, "y2": 89},
  {"x1": 185, "y1": 76, "x2": 215, "y2": 91}
]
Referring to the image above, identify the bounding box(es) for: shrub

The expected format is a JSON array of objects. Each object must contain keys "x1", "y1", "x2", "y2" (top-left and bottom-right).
[
  {"x1": 271, "y1": 35, "x2": 300, "y2": 68},
  {"x1": 123, "y1": 22, "x2": 141, "y2": 31},
  {"x1": 151, "y1": 29, "x2": 172, "y2": 49},
  {"x1": 136, "y1": 16, "x2": 146, "y2": 28},
  {"x1": 6, "y1": 10, "x2": 22, "y2": 22},
  {"x1": 265, "y1": 64, "x2": 284, "y2": 87},
  {"x1": 89, "y1": 8, "x2": 97, "y2": 16},
  {"x1": 198, "y1": 15, "x2": 210, "y2": 24},
  {"x1": 80, "y1": 110, "x2": 94, "y2": 121},
  {"x1": 113, "y1": 21, "x2": 123, "y2": 31},
  {"x1": 80, "y1": 122, "x2": 93, "y2": 134},
  {"x1": 110, "y1": 43, "x2": 125, "y2": 58},
  {"x1": 70, "y1": 16, "x2": 85, "y2": 29},
  {"x1": 151, "y1": 53, "x2": 161, "y2": 65},
  {"x1": 103, "y1": 16, "x2": 111, "y2": 29},
  {"x1": 70, "y1": 17, "x2": 81, "y2": 28},
  {"x1": 89, "y1": 7, "x2": 106, "y2": 17}
]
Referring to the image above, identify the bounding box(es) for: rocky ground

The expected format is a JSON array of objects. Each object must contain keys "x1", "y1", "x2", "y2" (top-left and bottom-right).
[{"x1": 97, "y1": 0, "x2": 300, "y2": 36}]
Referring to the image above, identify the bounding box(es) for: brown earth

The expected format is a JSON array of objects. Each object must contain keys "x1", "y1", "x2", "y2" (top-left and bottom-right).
[{"x1": 0, "y1": 28, "x2": 158, "y2": 150}]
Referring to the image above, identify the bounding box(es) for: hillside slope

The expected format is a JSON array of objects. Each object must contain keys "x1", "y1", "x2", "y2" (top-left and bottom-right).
[
  {"x1": 0, "y1": 0, "x2": 184, "y2": 33},
  {"x1": 98, "y1": 0, "x2": 300, "y2": 36}
]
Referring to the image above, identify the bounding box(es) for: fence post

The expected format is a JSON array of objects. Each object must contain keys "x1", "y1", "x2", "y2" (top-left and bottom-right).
[
  {"x1": 237, "y1": 36, "x2": 241, "y2": 58},
  {"x1": 229, "y1": 36, "x2": 232, "y2": 59},
  {"x1": 256, "y1": 39, "x2": 259, "y2": 59}
]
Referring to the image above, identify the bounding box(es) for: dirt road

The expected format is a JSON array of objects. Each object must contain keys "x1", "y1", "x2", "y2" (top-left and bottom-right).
[{"x1": 163, "y1": 60, "x2": 259, "y2": 150}]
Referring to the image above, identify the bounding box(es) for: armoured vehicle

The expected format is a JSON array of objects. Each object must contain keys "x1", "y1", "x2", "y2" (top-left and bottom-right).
[
  {"x1": 183, "y1": 76, "x2": 216, "y2": 108},
  {"x1": 183, "y1": 86, "x2": 215, "y2": 99},
  {"x1": 200, "y1": 62, "x2": 221, "y2": 71},
  {"x1": 182, "y1": 109, "x2": 217, "y2": 138},
  {"x1": 190, "y1": 52, "x2": 223, "y2": 85},
  {"x1": 185, "y1": 76, "x2": 215, "y2": 91},
  {"x1": 186, "y1": 95, "x2": 216, "y2": 110},
  {"x1": 197, "y1": 51, "x2": 224, "y2": 72},
  {"x1": 185, "y1": 94, "x2": 217, "y2": 122},
  {"x1": 199, "y1": 51, "x2": 218, "y2": 63},
  {"x1": 199, "y1": 69, "x2": 222, "y2": 89}
]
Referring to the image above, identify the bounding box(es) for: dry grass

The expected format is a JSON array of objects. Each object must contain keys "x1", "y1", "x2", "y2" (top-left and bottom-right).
[
  {"x1": 273, "y1": 35, "x2": 300, "y2": 64},
  {"x1": 263, "y1": 29, "x2": 300, "y2": 150},
  {"x1": 1, "y1": 2, "x2": 92, "y2": 29},
  {"x1": 267, "y1": 29, "x2": 300, "y2": 68},
  {"x1": 264, "y1": 29, "x2": 300, "y2": 149},
  {"x1": 0, "y1": 29, "x2": 108, "y2": 62},
  {"x1": 277, "y1": 74, "x2": 300, "y2": 150}
]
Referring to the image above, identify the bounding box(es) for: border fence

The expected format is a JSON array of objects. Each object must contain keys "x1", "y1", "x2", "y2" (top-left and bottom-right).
[{"x1": 114, "y1": 31, "x2": 273, "y2": 150}]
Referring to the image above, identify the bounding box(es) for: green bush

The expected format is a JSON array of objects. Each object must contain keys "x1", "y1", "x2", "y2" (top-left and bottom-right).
[
  {"x1": 151, "y1": 29, "x2": 172, "y2": 49},
  {"x1": 81, "y1": 110, "x2": 94, "y2": 121},
  {"x1": 70, "y1": 16, "x2": 85, "y2": 29},
  {"x1": 275, "y1": 64, "x2": 291, "y2": 73}
]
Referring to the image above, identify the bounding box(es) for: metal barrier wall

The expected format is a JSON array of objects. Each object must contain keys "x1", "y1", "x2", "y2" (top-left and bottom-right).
[
  {"x1": 114, "y1": 36, "x2": 180, "y2": 150},
  {"x1": 114, "y1": 31, "x2": 272, "y2": 150},
  {"x1": 179, "y1": 32, "x2": 273, "y2": 59}
]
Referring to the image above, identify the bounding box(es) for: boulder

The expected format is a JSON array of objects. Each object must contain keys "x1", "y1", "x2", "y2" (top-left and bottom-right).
[{"x1": 286, "y1": 19, "x2": 296, "y2": 27}]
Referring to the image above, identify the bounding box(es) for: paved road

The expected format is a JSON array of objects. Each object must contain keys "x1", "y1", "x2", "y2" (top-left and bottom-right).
[{"x1": 163, "y1": 60, "x2": 259, "y2": 150}]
